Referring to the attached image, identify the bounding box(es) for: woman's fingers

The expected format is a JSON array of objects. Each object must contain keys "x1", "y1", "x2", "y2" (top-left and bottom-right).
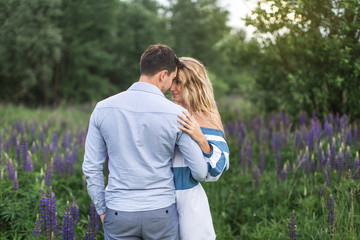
[
  {"x1": 178, "y1": 114, "x2": 188, "y2": 123},
  {"x1": 179, "y1": 125, "x2": 190, "y2": 134},
  {"x1": 182, "y1": 111, "x2": 191, "y2": 119}
]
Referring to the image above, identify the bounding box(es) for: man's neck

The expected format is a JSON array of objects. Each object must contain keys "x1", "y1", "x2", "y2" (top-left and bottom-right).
[{"x1": 139, "y1": 75, "x2": 163, "y2": 92}]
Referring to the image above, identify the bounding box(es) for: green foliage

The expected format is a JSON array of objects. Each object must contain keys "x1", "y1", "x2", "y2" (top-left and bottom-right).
[
  {"x1": 169, "y1": 0, "x2": 230, "y2": 66},
  {"x1": 0, "y1": 0, "x2": 62, "y2": 104},
  {"x1": 243, "y1": 0, "x2": 360, "y2": 120},
  {"x1": 1, "y1": 106, "x2": 360, "y2": 239}
]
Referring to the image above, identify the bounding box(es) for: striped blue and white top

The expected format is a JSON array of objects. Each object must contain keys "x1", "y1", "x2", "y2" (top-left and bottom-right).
[{"x1": 172, "y1": 127, "x2": 229, "y2": 240}]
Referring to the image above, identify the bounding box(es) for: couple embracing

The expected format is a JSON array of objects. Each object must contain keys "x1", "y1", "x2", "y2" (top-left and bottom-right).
[{"x1": 82, "y1": 44, "x2": 230, "y2": 240}]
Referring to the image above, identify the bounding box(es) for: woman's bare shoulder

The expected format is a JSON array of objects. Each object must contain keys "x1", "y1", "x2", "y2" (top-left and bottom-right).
[{"x1": 197, "y1": 112, "x2": 223, "y2": 130}]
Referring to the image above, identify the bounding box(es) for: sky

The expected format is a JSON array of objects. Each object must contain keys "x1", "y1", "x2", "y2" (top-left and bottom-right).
[{"x1": 218, "y1": 0, "x2": 257, "y2": 29}]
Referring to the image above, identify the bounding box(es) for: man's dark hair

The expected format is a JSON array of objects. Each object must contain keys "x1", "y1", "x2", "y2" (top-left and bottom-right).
[{"x1": 140, "y1": 44, "x2": 183, "y2": 76}]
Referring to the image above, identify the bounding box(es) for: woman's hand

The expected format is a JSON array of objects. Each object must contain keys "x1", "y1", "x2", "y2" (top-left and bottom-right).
[{"x1": 178, "y1": 111, "x2": 212, "y2": 154}]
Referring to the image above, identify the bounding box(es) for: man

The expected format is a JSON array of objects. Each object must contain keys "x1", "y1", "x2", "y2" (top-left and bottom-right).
[{"x1": 82, "y1": 44, "x2": 207, "y2": 239}]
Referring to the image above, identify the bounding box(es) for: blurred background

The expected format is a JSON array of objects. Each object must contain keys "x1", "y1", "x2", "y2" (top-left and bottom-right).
[
  {"x1": 0, "y1": 0, "x2": 359, "y2": 121},
  {"x1": 1, "y1": 1, "x2": 360, "y2": 239}
]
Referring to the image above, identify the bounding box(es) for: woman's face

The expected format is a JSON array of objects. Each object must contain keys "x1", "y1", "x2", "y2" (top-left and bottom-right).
[{"x1": 170, "y1": 78, "x2": 185, "y2": 105}]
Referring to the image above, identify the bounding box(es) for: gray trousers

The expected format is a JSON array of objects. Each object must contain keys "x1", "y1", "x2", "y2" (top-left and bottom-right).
[{"x1": 103, "y1": 203, "x2": 179, "y2": 240}]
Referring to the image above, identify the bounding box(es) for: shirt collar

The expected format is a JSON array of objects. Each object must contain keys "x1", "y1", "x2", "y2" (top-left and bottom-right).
[{"x1": 128, "y1": 82, "x2": 165, "y2": 98}]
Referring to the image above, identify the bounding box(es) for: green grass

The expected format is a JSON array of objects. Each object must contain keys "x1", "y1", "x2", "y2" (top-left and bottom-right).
[{"x1": 1, "y1": 105, "x2": 360, "y2": 239}]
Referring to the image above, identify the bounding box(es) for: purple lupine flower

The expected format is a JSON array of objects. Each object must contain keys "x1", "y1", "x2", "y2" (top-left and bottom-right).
[
  {"x1": 262, "y1": 127, "x2": 269, "y2": 143},
  {"x1": 62, "y1": 133, "x2": 72, "y2": 149},
  {"x1": 39, "y1": 188, "x2": 47, "y2": 234},
  {"x1": 302, "y1": 147, "x2": 310, "y2": 176},
  {"x1": 45, "y1": 167, "x2": 53, "y2": 186},
  {"x1": 337, "y1": 148, "x2": 344, "y2": 179},
  {"x1": 85, "y1": 202, "x2": 100, "y2": 239},
  {"x1": 225, "y1": 123, "x2": 235, "y2": 136},
  {"x1": 353, "y1": 152, "x2": 359, "y2": 180},
  {"x1": 324, "y1": 122, "x2": 333, "y2": 141},
  {"x1": 328, "y1": 113, "x2": 334, "y2": 126},
  {"x1": 239, "y1": 122, "x2": 246, "y2": 140},
  {"x1": 33, "y1": 214, "x2": 42, "y2": 236},
  {"x1": 259, "y1": 150, "x2": 265, "y2": 175},
  {"x1": 237, "y1": 132, "x2": 243, "y2": 147},
  {"x1": 6, "y1": 154, "x2": 15, "y2": 181},
  {"x1": 253, "y1": 166, "x2": 259, "y2": 188},
  {"x1": 4, "y1": 139, "x2": 9, "y2": 152},
  {"x1": 299, "y1": 112, "x2": 307, "y2": 126},
  {"x1": 16, "y1": 139, "x2": 21, "y2": 165},
  {"x1": 91, "y1": 202, "x2": 100, "y2": 236},
  {"x1": 346, "y1": 130, "x2": 352, "y2": 146},
  {"x1": 328, "y1": 194, "x2": 335, "y2": 237},
  {"x1": 330, "y1": 138, "x2": 337, "y2": 167},
  {"x1": 54, "y1": 152, "x2": 64, "y2": 175},
  {"x1": 246, "y1": 139, "x2": 252, "y2": 171},
  {"x1": 85, "y1": 216, "x2": 95, "y2": 240},
  {"x1": 306, "y1": 126, "x2": 315, "y2": 150},
  {"x1": 78, "y1": 131, "x2": 87, "y2": 147},
  {"x1": 240, "y1": 147, "x2": 246, "y2": 174},
  {"x1": 13, "y1": 171, "x2": 19, "y2": 190},
  {"x1": 62, "y1": 201, "x2": 74, "y2": 240},
  {"x1": 315, "y1": 118, "x2": 322, "y2": 142},
  {"x1": 312, "y1": 110, "x2": 317, "y2": 121},
  {"x1": 45, "y1": 187, "x2": 59, "y2": 238},
  {"x1": 289, "y1": 211, "x2": 297, "y2": 240},
  {"x1": 280, "y1": 112, "x2": 290, "y2": 126},
  {"x1": 71, "y1": 196, "x2": 79, "y2": 227},
  {"x1": 21, "y1": 140, "x2": 33, "y2": 172},
  {"x1": 51, "y1": 132, "x2": 58, "y2": 152},
  {"x1": 16, "y1": 121, "x2": 25, "y2": 135}
]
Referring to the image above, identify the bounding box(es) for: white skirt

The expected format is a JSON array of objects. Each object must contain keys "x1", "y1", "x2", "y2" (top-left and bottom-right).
[{"x1": 176, "y1": 183, "x2": 216, "y2": 240}]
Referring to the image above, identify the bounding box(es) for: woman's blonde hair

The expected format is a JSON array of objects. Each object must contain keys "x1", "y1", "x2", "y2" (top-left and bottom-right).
[{"x1": 177, "y1": 57, "x2": 223, "y2": 131}]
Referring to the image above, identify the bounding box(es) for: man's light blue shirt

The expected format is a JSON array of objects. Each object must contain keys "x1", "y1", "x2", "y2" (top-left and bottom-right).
[{"x1": 83, "y1": 82, "x2": 207, "y2": 215}]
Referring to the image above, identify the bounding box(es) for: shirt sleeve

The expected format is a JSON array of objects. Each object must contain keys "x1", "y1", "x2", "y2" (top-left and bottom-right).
[
  {"x1": 82, "y1": 107, "x2": 107, "y2": 215},
  {"x1": 203, "y1": 134, "x2": 229, "y2": 182},
  {"x1": 176, "y1": 131, "x2": 208, "y2": 181}
]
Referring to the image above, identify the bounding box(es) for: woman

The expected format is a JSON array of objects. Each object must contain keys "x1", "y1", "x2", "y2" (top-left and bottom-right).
[{"x1": 170, "y1": 57, "x2": 230, "y2": 240}]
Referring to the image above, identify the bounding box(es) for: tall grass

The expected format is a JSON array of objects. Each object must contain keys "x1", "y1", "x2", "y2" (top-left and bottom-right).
[{"x1": 0, "y1": 105, "x2": 359, "y2": 239}]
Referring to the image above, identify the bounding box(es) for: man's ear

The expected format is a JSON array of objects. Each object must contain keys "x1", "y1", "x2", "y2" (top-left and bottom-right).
[{"x1": 159, "y1": 70, "x2": 168, "y2": 82}]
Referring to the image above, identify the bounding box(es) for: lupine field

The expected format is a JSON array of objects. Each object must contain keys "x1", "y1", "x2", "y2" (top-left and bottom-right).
[{"x1": 1, "y1": 105, "x2": 360, "y2": 239}]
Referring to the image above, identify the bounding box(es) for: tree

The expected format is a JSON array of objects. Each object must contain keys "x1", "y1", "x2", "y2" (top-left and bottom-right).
[
  {"x1": 107, "y1": 0, "x2": 173, "y2": 91},
  {"x1": 169, "y1": 0, "x2": 230, "y2": 66},
  {"x1": 245, "y1": 0, "x2": 360, "y2": 119},
  {"x1": 0, "y1": 0, "x2": 62, "y2": 105},
  {"x1": 55, "y1": 0, "x2": 119, "y2": 104}
]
